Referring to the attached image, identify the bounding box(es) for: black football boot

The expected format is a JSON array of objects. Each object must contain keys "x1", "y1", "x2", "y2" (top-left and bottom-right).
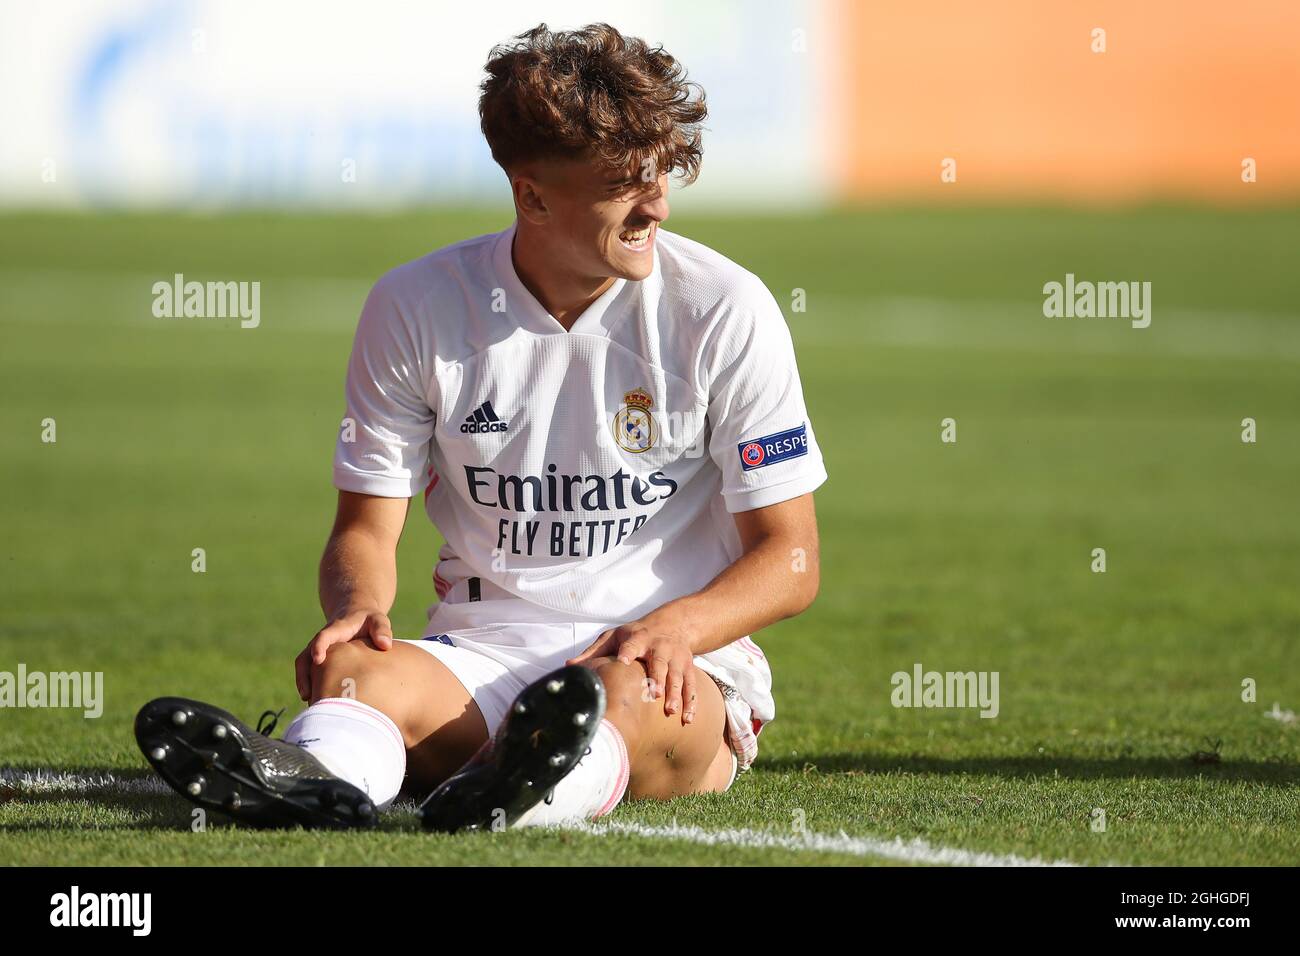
[
  {"x1": 419, "y1": 665, "x2": 605, "y2": 833},
  {"x1": 135, "y1": 696, "x2": 376, "y2": 829}
]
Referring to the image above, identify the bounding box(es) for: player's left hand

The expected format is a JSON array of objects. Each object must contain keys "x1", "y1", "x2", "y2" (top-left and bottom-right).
[{"x1": 568, "y1": 612, "x2": 699, "y2": 724}]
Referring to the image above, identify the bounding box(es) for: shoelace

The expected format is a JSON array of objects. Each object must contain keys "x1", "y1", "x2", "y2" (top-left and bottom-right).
[{"x1": 257, "y1": 708, "x2": 286, "y2": 737}]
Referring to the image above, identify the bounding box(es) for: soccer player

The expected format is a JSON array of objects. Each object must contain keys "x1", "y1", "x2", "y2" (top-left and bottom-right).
[{"x1": 136, "y1": 22, "x2": 827, "y2": 831}]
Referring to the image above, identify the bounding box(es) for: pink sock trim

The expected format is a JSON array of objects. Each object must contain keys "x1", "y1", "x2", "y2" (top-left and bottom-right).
[{"x1": 593, "y1": 719, "x2": 630, "y2": 818}]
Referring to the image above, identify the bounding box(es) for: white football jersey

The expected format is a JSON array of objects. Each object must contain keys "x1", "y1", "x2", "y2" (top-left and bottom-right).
[{"x1": 333, "y1": 222, "x2": 827, "y2": 647}]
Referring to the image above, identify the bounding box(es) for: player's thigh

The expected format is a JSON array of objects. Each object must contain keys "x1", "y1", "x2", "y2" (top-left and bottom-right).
[
  {"x1": 586, "y1": 656, "x2": 732, "y2": 799},
  {"x1": 312, "y1": 638, "x2": 488, "y2": 785}
]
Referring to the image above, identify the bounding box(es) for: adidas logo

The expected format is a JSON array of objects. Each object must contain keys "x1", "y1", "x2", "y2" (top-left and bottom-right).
[{"x1": 461, "y1": 400, "x2": 509, "y2": 434}]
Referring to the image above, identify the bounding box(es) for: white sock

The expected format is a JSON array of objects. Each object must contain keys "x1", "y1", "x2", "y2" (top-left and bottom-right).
[
  {"x1": 516, "y1": 719, "x2": 630, "y2": 827},
  {"x1": 282, "y1": 698, "x2": 406, "y2": 809}
]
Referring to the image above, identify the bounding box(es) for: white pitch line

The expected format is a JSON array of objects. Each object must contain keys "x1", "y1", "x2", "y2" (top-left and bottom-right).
[
  {"x1": 2, "y1": 769, "x2": 1085, "y2": 866},
  {"x1": 568, "y1": 819, "x2": 1082, "y2": 867},
  {"x1": 569, "y1": 816, "x2": 1086, "y2": 868},
  {"x1": 0, "y1": 769, "x2": 425, "y2": 810},
  {"x1": 0, "y1": 768, "x2": 169, "y2": 796}
]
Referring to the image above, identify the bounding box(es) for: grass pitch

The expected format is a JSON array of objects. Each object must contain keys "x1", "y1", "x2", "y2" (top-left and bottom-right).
[{"x1": 1, "y1": 205, "x2": 1298, "y2": 865}]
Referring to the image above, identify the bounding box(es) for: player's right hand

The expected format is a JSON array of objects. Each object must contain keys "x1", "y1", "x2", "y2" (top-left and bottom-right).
[{"x1": 295, "y1": 609, "x2": 394, "y2": 701}]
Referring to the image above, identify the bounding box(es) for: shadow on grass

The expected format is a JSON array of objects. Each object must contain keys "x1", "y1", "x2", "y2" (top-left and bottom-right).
[
  {"x1": 4, "y1": 755, "x2": 1296, "y2": 834},
  {"x1": 760, "y1": 753, "x2": 1300, "y2": 784}
]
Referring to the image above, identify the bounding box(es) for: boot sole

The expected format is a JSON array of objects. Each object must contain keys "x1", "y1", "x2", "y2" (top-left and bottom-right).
[
  {"x1": 419, "y1": 666, "x2": 606, "y2": 833},
  {"x1": 135, "y1": 696, "x2": 376, "y2": 830}
]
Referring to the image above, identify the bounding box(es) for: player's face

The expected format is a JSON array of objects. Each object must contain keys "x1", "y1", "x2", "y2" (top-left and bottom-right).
[{"x1": 528, "y1": 157, "x2": 671, "y2": 282}]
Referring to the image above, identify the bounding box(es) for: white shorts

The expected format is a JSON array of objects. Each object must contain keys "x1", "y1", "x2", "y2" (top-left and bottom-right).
[{"x1": 401, "y1": 610, "x2": 772, "y2": 772}]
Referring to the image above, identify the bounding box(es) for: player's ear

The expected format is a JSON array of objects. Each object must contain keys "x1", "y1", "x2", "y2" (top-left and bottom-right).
[{"x1": 512, "y1": 172, "x2": 550, "y2": 225}]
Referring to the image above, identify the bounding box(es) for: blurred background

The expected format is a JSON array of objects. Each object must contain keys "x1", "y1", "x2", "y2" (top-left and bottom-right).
[
  {"x1": 3, "y1": 0, "x2": 1298, "y2": 208},
  {"x1": 2, "y1": 0, "x2": 1298, "y2": 866}
]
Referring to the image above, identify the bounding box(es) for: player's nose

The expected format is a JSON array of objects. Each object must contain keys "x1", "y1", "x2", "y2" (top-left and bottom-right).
[{"x1": 635, "y1": 182, "x2": 670, "y2": 223}]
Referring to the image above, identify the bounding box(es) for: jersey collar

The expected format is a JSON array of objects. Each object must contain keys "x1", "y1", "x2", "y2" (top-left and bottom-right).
[{"x1": 492, "y1": 222, "x2": 633, "y2": 337}]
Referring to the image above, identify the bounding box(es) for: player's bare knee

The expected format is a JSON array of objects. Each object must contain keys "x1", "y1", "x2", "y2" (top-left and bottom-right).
[
  {"x1": 311, "y1": 638, "x2": 383, "y2": 699},
  {"x1": 589, "y1": 658, "x2": 659, "y2": 752},
  {"x1": 591, "y1": 658, "x2": 651, "y2": 713}
]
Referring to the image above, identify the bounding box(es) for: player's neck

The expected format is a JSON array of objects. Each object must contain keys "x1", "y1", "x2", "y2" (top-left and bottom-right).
[{"x1": 511, "y1": 228, "x2": 616, "y2": 331}]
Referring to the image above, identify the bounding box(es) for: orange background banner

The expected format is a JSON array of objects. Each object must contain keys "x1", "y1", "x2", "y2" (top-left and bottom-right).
[{"x1": 829, "y1": 0, "x2": 1300, "y2": 202}]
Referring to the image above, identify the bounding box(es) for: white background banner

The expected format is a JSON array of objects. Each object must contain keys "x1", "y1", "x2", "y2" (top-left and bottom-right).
[{"x1": 2, "y1": 0, "x2": 829, "y2": 209}]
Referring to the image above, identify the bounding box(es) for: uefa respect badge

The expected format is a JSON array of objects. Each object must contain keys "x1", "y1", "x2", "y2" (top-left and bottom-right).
[{"x1": 737, "y1": 423, "x2": 809, "y2": 471}]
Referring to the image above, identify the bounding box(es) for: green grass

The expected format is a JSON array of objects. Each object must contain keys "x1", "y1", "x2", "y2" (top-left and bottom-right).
[{"x1": 1, "y1": 205, "x2": 1298, "y2": 865}]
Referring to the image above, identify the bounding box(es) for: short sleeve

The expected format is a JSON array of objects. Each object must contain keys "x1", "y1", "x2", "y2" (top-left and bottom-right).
[
  {"x1": 332, "y1": 277, "x2": 436, "y2": 498},
  {"x1": 705, "y1": 282, "x2": 828, "y2": 513}
]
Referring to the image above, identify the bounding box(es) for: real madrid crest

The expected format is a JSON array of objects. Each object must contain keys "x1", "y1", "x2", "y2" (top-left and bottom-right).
[{"x1": 613, "y1": 387, "x2": 656, "y2": 453}]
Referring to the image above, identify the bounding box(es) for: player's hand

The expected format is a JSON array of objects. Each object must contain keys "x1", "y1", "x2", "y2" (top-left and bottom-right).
[
  {"x1": 568, "y1": 613, "x2": 699, "y2": 724},
  {"x1": 294, "y1": 608, "x2": 393, "y2": 701}
]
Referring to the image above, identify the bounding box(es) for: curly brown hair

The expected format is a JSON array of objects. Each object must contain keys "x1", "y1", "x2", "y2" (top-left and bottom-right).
[{"x1": 479, "y1": 23, "x2": 707, "y2": 184}]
